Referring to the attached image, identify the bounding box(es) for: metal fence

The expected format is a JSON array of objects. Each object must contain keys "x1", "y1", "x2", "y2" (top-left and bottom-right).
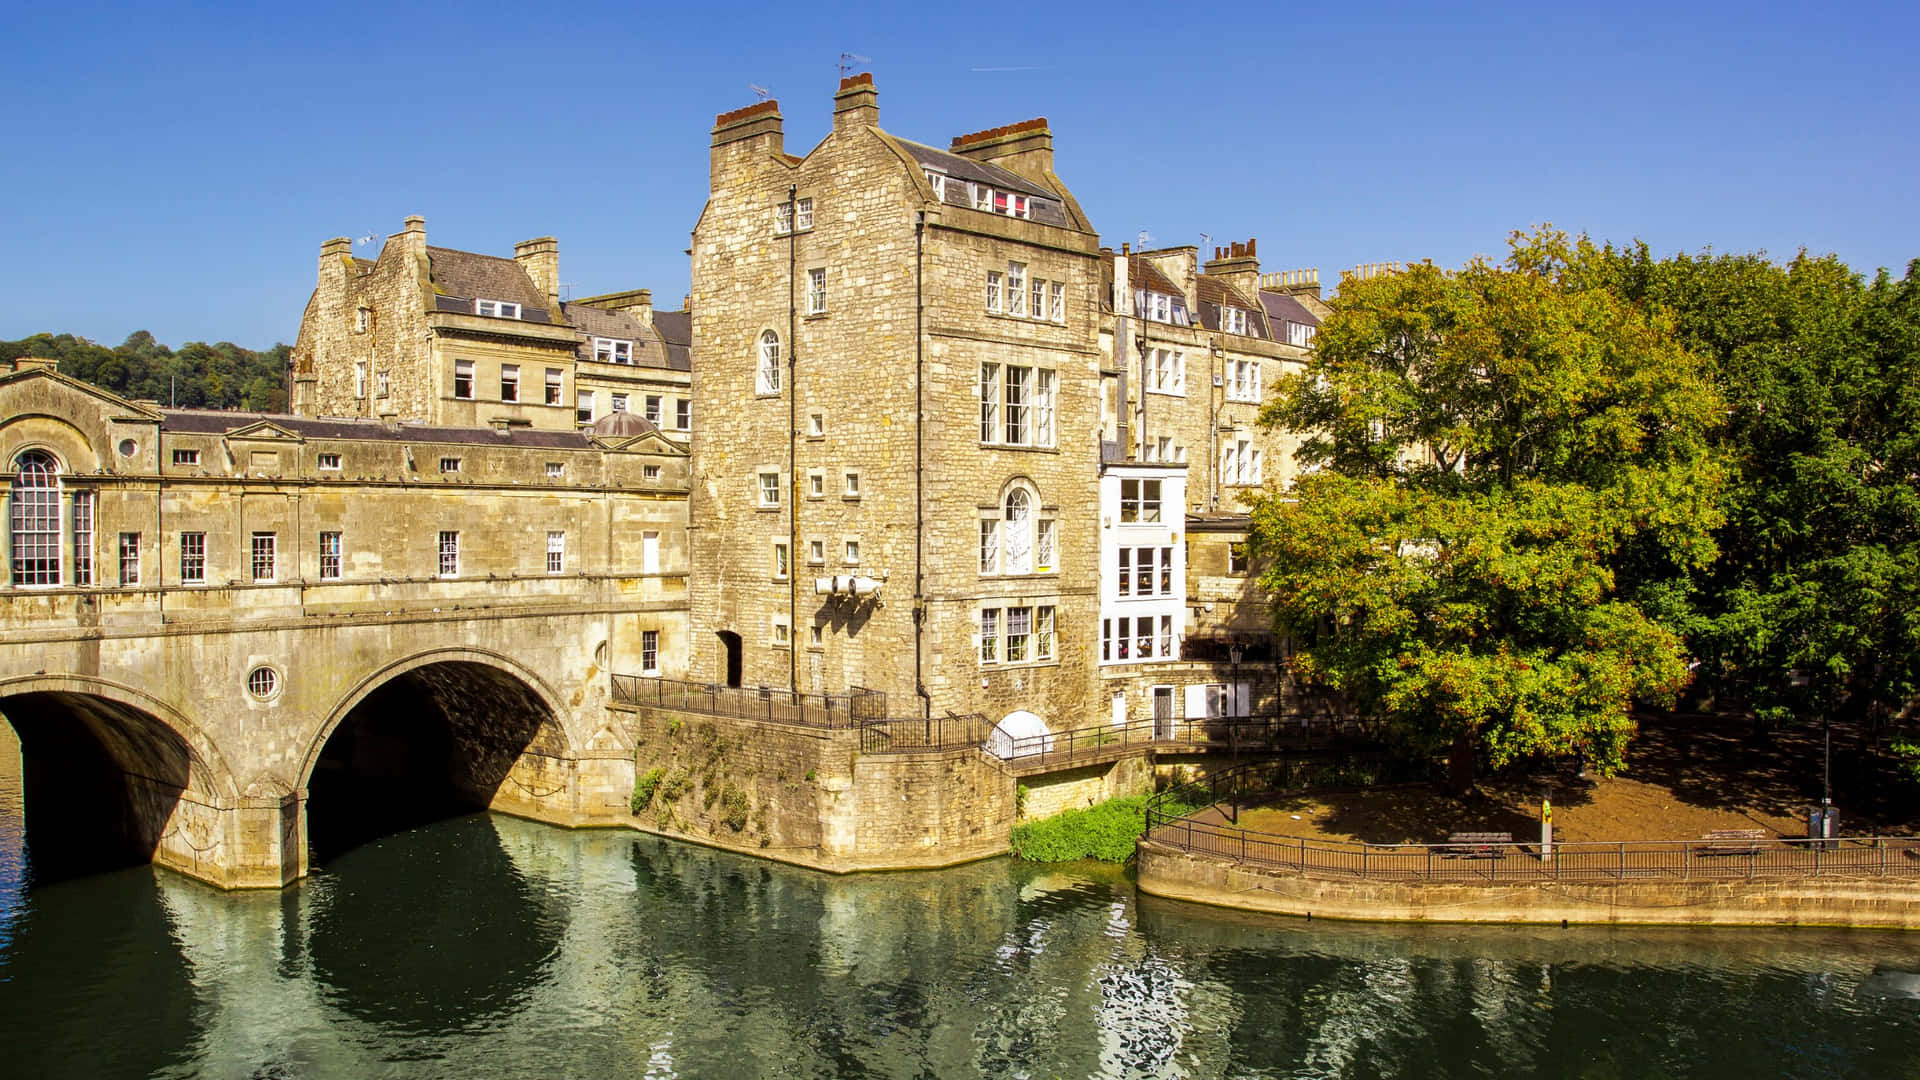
[
  {"x1": 609, "y1": 674, "x2": 885, "y2": 729},
  {"x1": 859, "y1": 712, "x2": 997, "y2": 755},
  {"x1": 995, "y1": 714, "x2": 1368, "y2": 771},
  {"x1": 1145, "y1": 759, "x2": 1920, "y2": 883}
]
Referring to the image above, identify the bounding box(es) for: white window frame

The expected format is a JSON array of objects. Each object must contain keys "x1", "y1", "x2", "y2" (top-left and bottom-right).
[
  {"x1": 774, "y1": 202, "x2": 793, "y2": 235},
  {"x1": 500, "y1": 363, "x2": 519, "y2": 402},
  {"x1": 771, "y1": 617, "x2": 791, "y2": 648},
  {"x1": 1120, "y1": 478, "x2": 1162, "y2": 523},
  {"x1": 250, "y1": 531, "x2": 276, "y2": 583},
  {"x1": 986, "y1": 270, "x2": 1003, "y2": 314},
  {"x1": 1149, "y1": 292, "x2": 1172, "y2": 323},
  {"x1": 546, "y1": 461, "x2": 565, "y2": 477},
  {"x1": 645, "y1": 395, "x2": 662, "y2": 424},
  {"x1": 71, "y1": 489, "x2": 93, "y2": 586},
  {"x1": 180, "y1": 531, "x2": 206, "y2": 584},
  {"x1": 1288, "y1": 321, "x2": 1316, "y2": 348},
  {"x1": 642, "y1": 464, "x2": 660, "y2": 480},
  {"x1": 807, "y1": 267, "x2": 827, "y2": 315},
  {"x1": 675, "y1": 398, "x2": 691, "y2": 430},
  {"x1": 319, "y1": 530, "x2": 342, "y2": 580},
  {"x1": 475, "y1": 299, "x2": 521, "y2": 319},
  {"x1": 1221, "y1": 307, "x2": 1248, "y2": 335},
  {"x1": 439, "y1": 456, "x2": 461, "y2": 473},
  {"x1": 576, "y1": 390, "x2": 595, "y2": 424},
  {"x1": 453, "y1": 360, "x2": 474, "y2": 399},
  {"x1": 118, "y1": 531, "x2": 139, "y2": 586},
  {"x1": 375, "y1": 370, "x2": 389, "y2": 398},
  {"x1": 925, "y1": 170, "x2": 946, "y2": 200},
  {"x1": 758, "y1": 330, "x2": 782, "y2": 394},
  {"x1": 795, "y1": 197, "x2": 813, "y2": 231},
  {"x1": 772, "y1": 540, "x2": 790, "y2": 580},
  {"x1": 843, "y1": 539, "x2": 859, "y2": 565},
  {"x1": 545, "y1": 367, "x2": 564, "y2": 404},
  {"x1": 1226, "y1": 358, "x2": 1262, "y2": 403},
  {"x1": 808, "y1": 539, "x2": 825, "y2": 565},
  {"x1": 757, "y1": 470, "x2": 781, "y2": 508},
  {"x1": 843, "y1": 471, "x2": 861, "y2": 498},
  {"x1": 547, "y1": 530, "x2": 565, "y2": 574},
  {"x1": 807, "y1": 469, "x2": 825, "y2": 499},
  {"x1": 611, "y1": 393, "x2": 628, "y2": 414},
  {"x1": 1008, "y1": 262, "x2": 1027, "y2": 317},
  {"x1": 594, "y1": 338, "x2": 634, "y2": 364},
  {"x1": 437, "y1": 530, "x2": 460, "y2": 577},
  {"x1": 1049, "y1": 281, "x2": 1065, "y2": 323},
  {"x1": 172, "y1": 448, "x2": 200, "y2": 466},
  {"x1": 318, "y1": 452, "x2": 341, "y2": 471}
]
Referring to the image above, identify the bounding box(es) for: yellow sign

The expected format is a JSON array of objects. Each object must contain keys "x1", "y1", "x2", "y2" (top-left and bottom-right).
[{"x1": 1542, "y1": 798, "x2": 1553, "y2": 824}]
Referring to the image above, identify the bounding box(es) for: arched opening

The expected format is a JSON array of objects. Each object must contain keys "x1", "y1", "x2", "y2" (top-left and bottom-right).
[
  {"x1": 717, "y1": 630, "x2": 743, "y2": 688},
  {"x1": 0, "y1": 690, "x2": 197, "y2": 883},
  {"x1": 307, "y1": 660, "x2": 565, "y2": 864}
]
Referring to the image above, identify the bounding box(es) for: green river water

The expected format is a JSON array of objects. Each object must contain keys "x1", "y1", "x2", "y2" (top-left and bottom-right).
[{"x1": 3, "y1": 724, "x2": 1919, "y2": 1078}]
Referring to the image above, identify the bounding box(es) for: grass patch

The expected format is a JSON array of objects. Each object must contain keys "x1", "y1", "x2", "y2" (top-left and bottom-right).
[{"x1": 1010, "y1": 794, "x2": 1202, "y2": 863}]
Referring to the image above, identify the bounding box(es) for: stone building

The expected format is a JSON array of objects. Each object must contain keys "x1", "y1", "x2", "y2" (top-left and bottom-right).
[
  {"x1": 687, "y1": 75, "x2": 1326, "y2": 738},
  {"x1": 288, "y1": 218, "x2": 691, "y2": 440},
  {"x1": 689, "y1": 76, "x2": 1107, "y2": 731}
]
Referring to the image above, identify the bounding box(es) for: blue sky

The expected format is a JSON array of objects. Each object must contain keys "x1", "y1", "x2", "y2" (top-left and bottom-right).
[{"x1": 3, "y1": 1, "x2": 1915, "y2": 350}]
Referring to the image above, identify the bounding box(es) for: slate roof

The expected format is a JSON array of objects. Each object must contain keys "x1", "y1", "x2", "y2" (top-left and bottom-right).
[
  {"x1": 159, "y1": 409, "x2": 594, "y2": 449},
  {"x1": 561, "y1": 302, "x2": 675, "y2": 369},
  {"x1": 1258, "y1": 291, "x2": 1321, "y2": 341},
  {"x1": 893, "y1": 139, "x2": 1072, "y2": 227},
  {"x1": 426, "y1": 247, "x2": 557, "y2": 324},
  {"x1": 650, "y1": 310, "x2": 693, "y2": 372},
  {"x1": 1194, "y1": 276, "x2": 1270, "y2": 339},
  {"x1": 1097, "y1": 256, "x2": 1192, "y2": 324}
]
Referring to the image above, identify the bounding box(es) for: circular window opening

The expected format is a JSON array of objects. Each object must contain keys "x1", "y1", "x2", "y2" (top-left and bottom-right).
[
  {"x1": 118, "y1": 438, "x2": 137, "y2": 457},
  {"x1": 246, "y1": 666, "x2": 280, "y2": 700}
]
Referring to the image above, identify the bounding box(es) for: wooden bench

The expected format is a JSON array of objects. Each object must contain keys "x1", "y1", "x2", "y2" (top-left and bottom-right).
[
  {"x1": 1442, "y1": 832, "x2": 1513, "y2": 858},
  {"x1": 1696, "y1": 828, "x2": 1768, "y2": 856}
]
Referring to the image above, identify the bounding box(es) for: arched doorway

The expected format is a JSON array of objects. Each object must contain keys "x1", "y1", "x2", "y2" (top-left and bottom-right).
[
  {"x1": 305, "y1": 659, "x2": 567, "y2": 864},
  {"x1": 0, "y1": 688, "x2": 206, "y2": 883}
]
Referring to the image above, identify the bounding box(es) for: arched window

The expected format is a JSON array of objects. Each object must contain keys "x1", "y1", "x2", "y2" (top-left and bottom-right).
[
  {"x1": 980, "y1": 481, "x2": 1055, "y2": 578},
  {"x1": 757, "y1": 330, "x2": 782, "y2": 394},
  {"x1": 11, "y1": 450, "x2": 61, "y2": 586},
  {"x1": 1003, "y1": 488, "x2": 1032, "y2": 574}
]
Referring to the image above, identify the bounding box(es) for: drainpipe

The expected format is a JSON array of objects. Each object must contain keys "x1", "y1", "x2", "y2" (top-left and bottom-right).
[
  {"x1": 914, "y1": 211, "x2": 930, "y2": 720},
  {"x1": 787, "y1": 182, "x2": 798, "y2": 694}
]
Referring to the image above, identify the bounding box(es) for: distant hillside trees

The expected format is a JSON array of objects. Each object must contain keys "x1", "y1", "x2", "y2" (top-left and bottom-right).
[{"x1": 2, "y1": 331, "x2": 291, "y2": 413}]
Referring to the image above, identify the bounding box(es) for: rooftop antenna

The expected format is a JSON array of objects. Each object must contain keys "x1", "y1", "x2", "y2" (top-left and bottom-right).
[
  {"x1": 1137, "y1": 230, "x2": 1154, "y2": 251},
  {"x1": 839, "y1": 52, "x2": 870, "y2": 80},
  {"x1": 1199, "y1": 232, "x2": 1212, "y2": 257},
  {"x1": 748, "y1": 83, "x2": 771, "y2": 101},
  {"x1": 354, "y1": 234, "x2": 377, "y2": 247},
  {"x1": 559, "y1": 282, "x2": 576, "y2": 302}
]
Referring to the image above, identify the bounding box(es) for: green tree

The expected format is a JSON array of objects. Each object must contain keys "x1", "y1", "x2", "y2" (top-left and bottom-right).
[
  {"x1": 1249, "y1": 230, "x2": 1727, "y2": 789},
  {"x1": 1596, "y1": 247, "x2": 1920, "y2": 752}
]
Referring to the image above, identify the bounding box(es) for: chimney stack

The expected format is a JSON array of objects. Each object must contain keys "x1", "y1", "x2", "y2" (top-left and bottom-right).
[
  {"x1": 1203, "y1": 238, "x2": 1261, "y2": 307},
  {"x1": 514, "y1": 236, "x2": 561, "y2": 310},
  {"x1": 833, "y1": 73, "x2": 878, "y2": 132},
  {"x1": 950, "y1": 117, "x2": 1054, "y2": 179},
  {"x1": 710, "y1": 100, "x2": 785, "y2": 187}
]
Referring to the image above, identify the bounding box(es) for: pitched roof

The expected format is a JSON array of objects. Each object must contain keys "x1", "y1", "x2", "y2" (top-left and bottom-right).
[
  {"x1": 426, "y1": 247, "x2": 558, "y2": 324},
  {"x1": 650, "y1": 310, "x2": 693, "y2": 372},
  {"x1": 1195, "y1": 275, "x2": 1270, "y2": 338},
  {"x1": 1258, "y1": 290, "x2": 1321, "y2": 333},
  {"x1": 892, "y1": 138, "x2": 1072, "y2": 227},
  {"x1": 159, "y1": 409, "x2": 595, "y2": 449},
  {"x1": 561, "y1": 302, "x2": 680, "y2": 370}
]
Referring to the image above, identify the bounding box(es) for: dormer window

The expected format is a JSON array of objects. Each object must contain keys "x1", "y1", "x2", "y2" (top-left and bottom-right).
[
  {"x1": 1149, "y1": 292, "x2": 1172, "y2": 323},
  {"x1": 924, "y1": 169, "x2": 946, "y2": 200},
  {"x1": 1221, "y1": 307, "x2": 1248, "y2": 335},
  {"x1": 992, "y1": 190, "x2": 1030, "y2": 219},
  {"x1": 594, "y1": 337, "x2": 633, "y2": 364},
  {"x1": 476, "y1": 299, "x2": 521, "y2": 319},
  {"x1": 1287, "y1": 321, "x2": 1317, "y2": 348}
]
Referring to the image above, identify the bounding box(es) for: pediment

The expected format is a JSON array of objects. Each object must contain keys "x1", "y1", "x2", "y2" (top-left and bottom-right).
[
  {"x1": 591, "y1": 429, "x2": 688, "y2": 455},
  {"x1": 0, "y1": 367, "x2": 165, "y2": 423},
  {"x1": 221, "y1": 420, "x2": 304, "y2": 442}
]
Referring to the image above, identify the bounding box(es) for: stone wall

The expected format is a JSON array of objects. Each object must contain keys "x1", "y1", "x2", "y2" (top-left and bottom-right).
[
  {"x1": 618, "y1": 702, "x2": 1014, "y2": 871},
  {"x1": 1137, "y1": 840, "x2": 1920, "y2": 929}
]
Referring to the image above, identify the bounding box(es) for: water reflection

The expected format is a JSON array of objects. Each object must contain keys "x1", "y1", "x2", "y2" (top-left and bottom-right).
[{"x1": 1, "y1": 753, "x2": 1919, "y2": 1078}]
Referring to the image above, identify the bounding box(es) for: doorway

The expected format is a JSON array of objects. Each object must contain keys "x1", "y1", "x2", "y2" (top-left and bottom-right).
[{"x1": 717, "y1": 631, "x2": 743, "y2": 688}]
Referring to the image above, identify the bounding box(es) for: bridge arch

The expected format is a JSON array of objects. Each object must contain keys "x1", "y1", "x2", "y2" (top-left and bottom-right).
[
  {"x1": 0, "y1": 673, "x2": 241, "y2": 881},
  {"x1": 299, "y1": 647, "x2": 576, "y2": 863}
]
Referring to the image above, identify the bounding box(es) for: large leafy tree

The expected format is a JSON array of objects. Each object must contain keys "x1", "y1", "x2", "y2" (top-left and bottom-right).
[
  {"x1": 1596, "y1": 248, "x2": 1920, "y2": 751},
  {"x1": 1248, "y1": 230, "x2": 1727, "y2": 788},
  {"x1": 1, "y1": 331, "x2": 290, "y2": 412}
]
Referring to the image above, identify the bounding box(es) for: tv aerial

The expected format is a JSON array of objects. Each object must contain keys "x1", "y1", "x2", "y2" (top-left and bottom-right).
[
  {"x1": 839, "y1": 52, "x2": 870, "y2": 80},
  {"x1": 749, "y1": 84, "x2": 771, "y2": 101}
]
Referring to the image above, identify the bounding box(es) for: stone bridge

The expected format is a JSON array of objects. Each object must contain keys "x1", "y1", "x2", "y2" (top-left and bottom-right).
[
  {"x1": 0, "y1": 364, "x2": 684, "y2": 888},
  {"x1": 1, "y1": 591, "x2": 642, "y2": 888}
]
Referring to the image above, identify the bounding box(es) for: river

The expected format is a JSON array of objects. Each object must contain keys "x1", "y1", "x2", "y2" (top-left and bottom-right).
[{"x1": 3, "y1": 723, "x2": 1919, "y2": 1078}]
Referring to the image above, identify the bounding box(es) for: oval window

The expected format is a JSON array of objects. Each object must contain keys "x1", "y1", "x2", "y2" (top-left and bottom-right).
[
  {"x1": 246, "y1": 666, "x2": 280, "y2": 700},
  {"x1": 118, "y1": 438, "x2": 137, "y2": 457}
]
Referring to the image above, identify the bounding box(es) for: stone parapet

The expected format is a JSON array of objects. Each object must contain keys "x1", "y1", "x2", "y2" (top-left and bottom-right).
[{"x1": 1136, "y1": 840, "x2": 1920, "y2": 930}]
